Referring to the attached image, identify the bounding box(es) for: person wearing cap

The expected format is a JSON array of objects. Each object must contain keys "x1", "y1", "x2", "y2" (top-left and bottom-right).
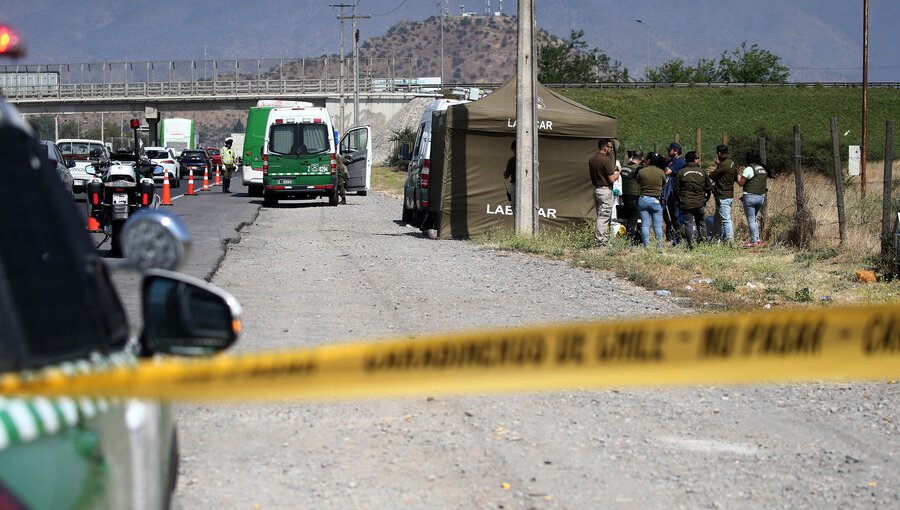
[
  {"x1": 663, "y1": 141, "x2": 686, "y2": 243},
  {"x1": 675, "y1": 151, "x2": 712, "y2": 249},
  {"x1": 588, "y1": 138, "x2": 621, "y2": 247},
  {"x1": 738, "y1": 149, "x2": 768, "y2": 247},
  {"x1": 709, "y1": 144, "x2": 738, "y2": 242},
  {"x1": 637, "y1": 152, "x2": 668, "y2": 251},
  {"x1": 220, "y1": 137, "x2": 236, "y2": 193},
  {"x1": 619, "y1": 149, "x2": 643, "y2": 244}
]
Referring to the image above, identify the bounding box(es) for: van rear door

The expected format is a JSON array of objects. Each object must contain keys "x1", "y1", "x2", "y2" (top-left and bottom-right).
[
  {"x1": 339, "y1": 126, "x2": 371, "y2": 193},
  {"x1": 266, "y1": 121, "x2": 334, "y2": 185}
]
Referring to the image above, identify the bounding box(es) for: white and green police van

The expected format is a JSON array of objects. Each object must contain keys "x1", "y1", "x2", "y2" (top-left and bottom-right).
[{"x1": 261, "y1": 106, "x2": 371, "y2": 206}]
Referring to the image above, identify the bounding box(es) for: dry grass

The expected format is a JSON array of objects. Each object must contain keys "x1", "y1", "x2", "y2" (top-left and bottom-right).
[
  {"x1": 742, "y1": 161, "x2": 900, "y2": 260},
  {"x1": 370, "y1": 165, "x2": 405, "y2": 199}
]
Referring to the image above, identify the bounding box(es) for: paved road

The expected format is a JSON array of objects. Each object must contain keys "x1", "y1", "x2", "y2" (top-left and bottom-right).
[
  {"x1": 76, "y1": 171, "x2": 260, "y2": 324},
  {"x1": 173, "y1": 192, "x2": 899, "y2": 509}
]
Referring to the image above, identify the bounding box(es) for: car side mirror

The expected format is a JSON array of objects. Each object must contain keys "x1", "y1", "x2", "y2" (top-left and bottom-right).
[
  {"x1": 141, "y1": 270, "x2": 241, "y2": 356},
  {"x1": 399, "y1": 143, "x2": 410, "y2": 161},
  {"x1": 84, "y1": 164, "x2": 97, "y2": 175},
  {"x1": 152, "y1": 165, "x2": 165, "y2": 176},
  {"x1": 66, "y1": 159, "x2": 76, "y2": 168}
]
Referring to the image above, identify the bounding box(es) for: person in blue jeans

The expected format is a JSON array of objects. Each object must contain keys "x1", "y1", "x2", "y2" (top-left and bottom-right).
[
  {"x1": 636, "y1": 152, "x2": 668, "y2": 251},
  {"x1": 710, "y1": 144, "x2": 738, "y2": 242},
  {"x1": 738, "y1": 150, "x2": 769, "y2": 247}
]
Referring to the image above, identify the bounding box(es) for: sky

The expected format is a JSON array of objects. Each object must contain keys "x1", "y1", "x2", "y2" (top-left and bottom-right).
[{"x1": 2, "y1": 0, "x2": 899, "y2": 82}]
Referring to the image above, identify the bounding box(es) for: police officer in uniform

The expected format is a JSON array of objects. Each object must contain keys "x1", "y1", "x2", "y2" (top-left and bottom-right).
[
  {"x1": 675, "y1": 151, "x2": 712, "y2": 249},
  {"x1": 337, "y1": 153, "x2": 348, "y2": 205},
  {"x1": 220, "y1": 137, "x2": 237, "y2": 193},
  {"x1": 738, "y1": 150, "x2": 768, "y2": 247}
]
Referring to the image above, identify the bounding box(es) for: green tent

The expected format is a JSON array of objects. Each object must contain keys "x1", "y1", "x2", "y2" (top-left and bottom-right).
[{"x1": 430, "y1": 79, "x2": 618, "y2": 239}]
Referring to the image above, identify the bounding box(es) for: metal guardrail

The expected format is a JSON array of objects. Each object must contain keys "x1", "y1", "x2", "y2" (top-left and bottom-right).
[{"x1": 0, "y1": 79, "x2": 385, "y2": 100}]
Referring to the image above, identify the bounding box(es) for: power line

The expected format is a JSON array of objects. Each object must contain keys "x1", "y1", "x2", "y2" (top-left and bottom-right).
[{"x1": 371, "y1": 0, "x2": 409, "y2": 17}]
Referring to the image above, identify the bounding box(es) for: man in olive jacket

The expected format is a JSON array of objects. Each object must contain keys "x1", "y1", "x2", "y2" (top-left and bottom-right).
[
  {"x1": 709, "y1": 144, "x2": 737, "y2": 242},
  {"x1": 675, "y1": 151, "x2": 711, "y2": 249}
]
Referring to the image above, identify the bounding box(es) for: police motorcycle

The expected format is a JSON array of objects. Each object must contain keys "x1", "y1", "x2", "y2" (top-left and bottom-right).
[{"x1": 85, "y1": 147, "x2": 163, "y2": 255}]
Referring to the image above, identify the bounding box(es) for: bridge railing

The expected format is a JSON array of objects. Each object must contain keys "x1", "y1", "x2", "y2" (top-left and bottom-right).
[{"x1": 0, "y1": 78, "x2": 380, "y2": 100}]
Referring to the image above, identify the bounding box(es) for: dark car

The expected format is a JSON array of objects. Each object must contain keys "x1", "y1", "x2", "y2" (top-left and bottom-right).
[
  {"x1": 177, "y1": 149, "x2": 211, "y2": 180},
  {"x1": 0, "y1": 98, "x2": 241, "y2": 508},
  {"x1": 39, "y1": 140, "x2": 75, "y2": 198}
]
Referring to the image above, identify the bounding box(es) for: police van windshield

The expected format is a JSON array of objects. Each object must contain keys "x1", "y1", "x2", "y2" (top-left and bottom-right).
[{"x1": 269, "y1": 124, "x2": 330, "y2": 155}]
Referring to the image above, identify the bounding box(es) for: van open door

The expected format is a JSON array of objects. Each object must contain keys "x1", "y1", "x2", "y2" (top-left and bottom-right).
[{"x1": 339, "y1": 126, "x2": 371, "y2": 196}]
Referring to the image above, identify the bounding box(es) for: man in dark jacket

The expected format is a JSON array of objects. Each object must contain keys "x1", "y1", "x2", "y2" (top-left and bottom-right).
[
  {"x1": 709, "y1": 144, "x2": 738, "y2": 242},
  {"x1": 664, "y1": 141, "x2": 686, "y2": 243},
  {"x1": 675, "y1": 151, "x2": 711, "y2": 249},
  {"x1": 619, "y1": 149, "x2": 643, "y2": 244}
]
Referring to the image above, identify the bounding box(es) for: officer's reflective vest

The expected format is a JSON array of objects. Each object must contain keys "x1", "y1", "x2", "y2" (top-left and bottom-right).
[{"x1": 222, "y1": 147, "x2": 234, "y2": 165}]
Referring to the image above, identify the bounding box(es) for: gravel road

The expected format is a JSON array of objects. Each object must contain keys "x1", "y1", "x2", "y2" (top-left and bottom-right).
[{"x1": 174, "y1": 192, "x2": 899, "y2": 509}]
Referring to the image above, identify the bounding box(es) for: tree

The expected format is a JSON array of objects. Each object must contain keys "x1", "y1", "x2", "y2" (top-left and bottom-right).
[
  {"x1": 387, "y1": 126, "x2": 416, "y2": 168},
  {"x1": 646, "y1": 42, "x2": 789, "y2": 84},
  {"x1": 538, "y1": 29, "x2": 628, "y2": 83},
  {"x1": 232, "y1": 119, "x2": 244, "y2": 133},
  {"x1": 718, "y1": 42, "x2": 790, "y2": 83},
  {"x1": 646, "y1": 58, "x2": 721, "y2": 83}
]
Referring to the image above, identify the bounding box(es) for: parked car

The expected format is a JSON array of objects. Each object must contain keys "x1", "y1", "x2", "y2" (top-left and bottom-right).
[
  {"x1": 401, "y1": 98, "x2": 469, "y2": 226},
  {"x1": 57, "y1": 138, "x2": 110, "y2": 193},
  {"x1": 0, "y1": 97, "x2": 241, "y2": 509},
  {"x1": 177, "y1": 149, "x2": 212, "y2": 180},
  {"x1": 145, "y1": 146, "x2": 181, "y2": 188},
  {"x1": 39, "y1": 139, "x2": 75, "y2": 198}
]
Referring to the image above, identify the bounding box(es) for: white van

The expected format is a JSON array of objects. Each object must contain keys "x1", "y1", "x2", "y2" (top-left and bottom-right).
[
  {"x1": 261, "y1": 106, "x2": 370, "y2": 206},
  {"x1": 56, "y1": 138, "x2": 110, "y2": 193},
  {"x1": 401, "y1": 98, "x2": 469, "y2": 226}
]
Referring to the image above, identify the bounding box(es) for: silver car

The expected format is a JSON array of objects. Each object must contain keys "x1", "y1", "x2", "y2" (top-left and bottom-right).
[{"x1": 40, "y1": 140, "x2": 75, "y2": 198}]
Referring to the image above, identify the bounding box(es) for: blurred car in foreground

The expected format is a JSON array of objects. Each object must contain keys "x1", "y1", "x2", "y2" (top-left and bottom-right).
[{"x1": 0, "y1": 97, "x2": 242, "y2": 509}]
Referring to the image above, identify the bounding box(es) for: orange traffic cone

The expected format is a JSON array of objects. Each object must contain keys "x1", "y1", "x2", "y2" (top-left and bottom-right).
[
  {"x1": 160, "y1": 169, "x2": 173, "y2": 206},
  {"x1": 87, "y1": 215, "x2": 103, "y2": 233},
  {"x1": 202, "y1": 166, "x2": 210, "y2": 191},
  {"x1": 186, "y1": 167, "x2": 197, "y2": 196},
  {"x1": 214, "y1": 165, "x2": 222, "y2": 186}
]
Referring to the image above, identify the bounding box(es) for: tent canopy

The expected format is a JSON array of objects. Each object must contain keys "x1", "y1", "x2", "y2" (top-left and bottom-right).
[{"x1": 430, "y1": 79, "x2": 618, "y2": 239}]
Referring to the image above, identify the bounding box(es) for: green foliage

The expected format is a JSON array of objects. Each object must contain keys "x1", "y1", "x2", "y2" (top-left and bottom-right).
[
  {"x1": 647, "y1": 42, "x2": 789, "y2": 84},
  {"x1": 719, "y1": 42, "x2": 790, "y2": 83},
  {"x1": 387, "y1": 126, "x2": 416, "y2": 167},
  {"x1": 538, "y1": 29, "x2": 628, "y2": 83},
  {"x1": 646, "y1": 58, "x2": 720, "y2": 83}
]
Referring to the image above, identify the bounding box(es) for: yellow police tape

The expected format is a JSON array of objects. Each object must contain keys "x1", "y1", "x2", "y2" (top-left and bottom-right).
[{"x1": 2, "y1": 304, "x2": 899, "y2": 401}]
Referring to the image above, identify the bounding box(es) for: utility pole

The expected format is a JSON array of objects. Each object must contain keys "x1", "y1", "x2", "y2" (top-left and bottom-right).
[
  {"x1": 440, "y1": 1, "x2": 445, "y2": 89},
  {"x1": 862, "y1": 0, "x2": 869, "y2": 196},
  {"x1": 339, "y1": 7, "x2": 370, "y2": 126},
  {"x1": 332, "y1": 3, "x2": 352, "y2": 134},
  {"x1": 516, "y1": 0, "x2": 538, "y2": 235}
]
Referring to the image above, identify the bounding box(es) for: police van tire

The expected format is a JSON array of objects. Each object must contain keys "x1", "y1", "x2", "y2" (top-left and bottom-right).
[
  {"x1": 412, "y1": 208, "x2": 425, "y2": 227},
  {"x1": 263, "y1": 192, "x2": 278, "y2": 207},
  {"x1": 328, "y1": 189, "x2": 339, "y2": 206},
  {"x1": 402, "y1": 203, "x2": 412, "y2": 223},
  {"x1": 249, "y1": 185, "x2": 263, "y2": 197},
  {"x1": 358, "y1": 190, "x2": 367, "y2": 196}
]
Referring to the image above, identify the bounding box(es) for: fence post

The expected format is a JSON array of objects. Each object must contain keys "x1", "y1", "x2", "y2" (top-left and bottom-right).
[
  {"x1": 882, "y1": 120, "x2": 895, "y2": 269},
  {"x1": 793, "y1": 125, "x2": 813, "y2": 248},
  {"x1": 758, "y1": 136, "x2": 767, "y2": 166},
  {"x1": 696, "y1": 128, "x2": 702, "y2": 162},
  {"x1": 830, "y1": 117, "x2": 847, "y2": 244}
]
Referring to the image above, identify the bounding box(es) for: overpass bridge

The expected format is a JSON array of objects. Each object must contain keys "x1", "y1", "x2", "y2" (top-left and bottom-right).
[{"x1": 0, "y1": 57, "x2": 444, "y2": 132}]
